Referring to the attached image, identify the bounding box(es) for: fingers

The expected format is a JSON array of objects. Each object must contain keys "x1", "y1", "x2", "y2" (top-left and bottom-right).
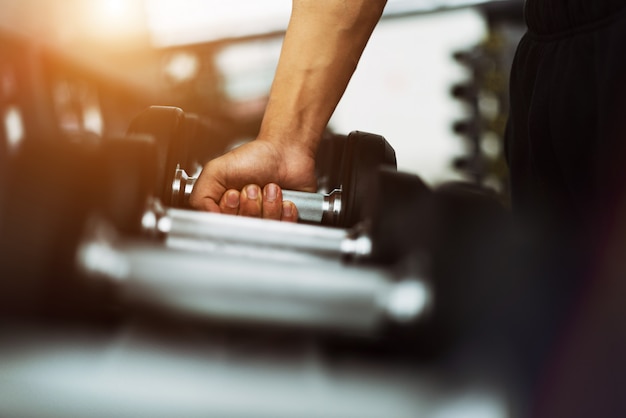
[
  {"x1": 281, "y1": 201, "x2": 298, "y2": 223},
  {"x1": 239, "y1": 185, "x2": 263, "y2": 217},
  {"x1": 188, "y1": 163, "x2": 226, "y2": 213},
  {"x1": 261, "y1": 184, "x2": 298, "y2": 222},
  {"x1": 262, "y1": 184, "x2": 283, "y2": 221},
  {"x1": 191, "y1": 191, "x2": 222, "y2": 213},
  {"x1": 217, "y1": 183, "x2": 298, "y2": 221},
  {"x1": 219, "y1": 189, "x2": 240, "y2": 216}
]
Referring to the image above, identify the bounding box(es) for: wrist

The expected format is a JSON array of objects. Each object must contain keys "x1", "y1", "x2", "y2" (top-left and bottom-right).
[{"x1": 256, "y1": 122, "x2": 321, "y2": 162}]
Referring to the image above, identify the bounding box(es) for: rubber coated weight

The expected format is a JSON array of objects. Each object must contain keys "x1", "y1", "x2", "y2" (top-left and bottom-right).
[
  {"x1": 0, "y1": 125, "x2": 7, "y2": 221},
  {"x1": 98, "y1": 136, "x2": 158, "y2": 235},
  {"x1": 128, "y1": 107, "x2": 239, "y2": 207},
  {"x1": 0, "y1": 136, "x2": 160, "y2": 317},
  {"x1": 339, "y1": 131, "x2": 397, "y2": 228},
  {"x1": 0, "y1": 140, "x2": 103, "y2": 316},
  {"x1": 315, "y1": 131, "x2": 347, "y2": 194},
  {"x1": 127, "y1": 106, "x2": 186, "y2": 205},
  {"x1": 367, "y1": 167, "x2": 435, "y2": 264},
  {"x1": 183, "y1": 113, "x2": 233, "y2": 169}
]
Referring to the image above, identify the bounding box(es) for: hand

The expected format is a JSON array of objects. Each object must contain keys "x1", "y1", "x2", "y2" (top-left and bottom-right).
[{"x1": 188, "y1": 139, "x2": 318, "y2": 221}]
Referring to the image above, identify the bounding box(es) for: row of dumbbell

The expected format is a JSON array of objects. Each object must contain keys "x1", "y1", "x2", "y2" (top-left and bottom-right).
[
  {"x1": 119, "y1": 107, "x2": 434, "y2": 330},
  {"x1": 0, "y1": 109, "x2": 434, "y2": 334},
  {"x1": 0, "y1": 106, "x2": 513, "y2": 343},
  {"x1": 127, "y1": 106, "x2": 433, "y2": 265}
]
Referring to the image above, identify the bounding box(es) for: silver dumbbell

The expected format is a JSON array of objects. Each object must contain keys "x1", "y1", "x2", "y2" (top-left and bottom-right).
[
  {"x1": 171, "y1": 165, "x2": 343, "y2": 224},
  {"x1": 128, "y1": 107, "x2": 397, "y2": 227}
]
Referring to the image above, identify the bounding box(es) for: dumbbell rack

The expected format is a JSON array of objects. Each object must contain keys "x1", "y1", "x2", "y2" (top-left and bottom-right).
[
  {"x1": 77, "y1": 195, "x2": 430, "y2": 334},
  {"x1": 0, "y1": 119, "x2": 515, "y2": 418},
  {"x1": 75, "y1": 106, "x2": 428, "y2": 334}
]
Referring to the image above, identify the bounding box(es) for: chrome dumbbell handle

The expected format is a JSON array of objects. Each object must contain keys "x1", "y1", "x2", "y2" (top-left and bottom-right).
[
  {"x1": 281, "y1": 189, "x2": 341, "y2": 224},
  {"x1": 142, "y1": 203, "x2": 373, "y2": 261},
  {"x1": 171, "y1": 166, "x2": 196, "y2": 208},
  {"x1": 171, "y1": 166, "x2": 342, "y2": 224}
]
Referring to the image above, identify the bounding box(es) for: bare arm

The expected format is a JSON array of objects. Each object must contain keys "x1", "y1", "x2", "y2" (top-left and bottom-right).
[
  {"x1": 259, "y1": 0, "x2": 388, "y2": 156},
  {"x1": 189, "y1": 0, "x2": 387, "y2": 218}
]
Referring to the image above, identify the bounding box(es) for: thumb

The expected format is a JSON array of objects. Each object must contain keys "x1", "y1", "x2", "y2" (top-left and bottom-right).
[{"x1": 188, "y1": 164, "x2": 226, "y2": 213}]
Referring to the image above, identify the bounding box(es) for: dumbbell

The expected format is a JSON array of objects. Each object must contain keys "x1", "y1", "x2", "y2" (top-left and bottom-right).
[
  {"x1": 127, "y1": 106, "x2": 232, "y2": 203},
  {"x1": 169, "y1": 167, "x2": 344, "y2": 224},
  {"x1": 120, "y1": 107, "x2": 434, "y2": 264},
  {"x1": 0, "y1": 135, "x2": 156, "y2": 316},
  {"x1": 128, "y1": 106, "x2": 397, "y2": 228},
  {"x1": 142, "y1": 166, "x2": 436, "y2": 268},
  {"x1": 126, "y1": 109, "x2": 438, "y2": 266},
  {"x1": 127, "y1": 108, "x2": 437, "y2": 266}
]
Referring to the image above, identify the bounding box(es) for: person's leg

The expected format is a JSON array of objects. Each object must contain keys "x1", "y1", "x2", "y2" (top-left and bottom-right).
[{"x1": 507, "y1": 5, "x2": 626, "y2": 416}]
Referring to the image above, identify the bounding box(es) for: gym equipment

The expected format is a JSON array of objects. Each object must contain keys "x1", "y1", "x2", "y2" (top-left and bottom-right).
[
  {"x1": 315, "y1": 130, "x2": 348, "y2": 194},
  {"x1": 0, "y1": 130, "x2": 433, "y2": 332},
  {"x1": 124, "y1": 106, "x2": 435, "y2": 266},
  {"x1": 170, "y1": 167, "x2": 343, "y2": 224},
  {"x1": 0, "y1": 138, "x2": 107, "y2": 316},
  {"x1": 4, "y1": 106, "x2": 510, "y2": 338},
  {"x1": 88, "y1": 107, "x2": 430, "y2": 268},
  {"x1": 98, "y1": 135, "x2": 158, "y2": 235},
  {"x1": 143, "y1": 167, "x2": 434, "y2": 265},
  {"x1": 0, "y1": 115, "x2": 525, "y2": 418},
  {"x1": 128, "y1": 107, "x2": 397, "y2": 228},
  {"x1": 142, "y1": 200, "x2": 371, "y2": 261},
  {"x1": 78, "y1": 219, "x2": 431, "y2": 333},
  {"x1": 127, "y1": 106, "x2": 232, "y2": 204}
]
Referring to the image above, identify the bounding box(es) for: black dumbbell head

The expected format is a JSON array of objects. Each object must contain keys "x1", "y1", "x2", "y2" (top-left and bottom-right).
[
  {"x1": 127, "y1": 106, "x2": 186, "y2": 205},
  {"x1": 339, "y1": 131, "x2": 397, "y2": 228},
  {"x1": 98, "y1": 135, "x2": 158, "y2": 235},
  {"x1": 367, "y1": 167, "x2": 435, "y2": 265},
  {"x1": 0, "y1": 140, "x2": 103, "y2": 316},
  {"x1": 315, "y1": 131, "x2": 347, "y2": 194},
  {"x1": 128, "y1": 106, "x2": 239, "y2": 208}
]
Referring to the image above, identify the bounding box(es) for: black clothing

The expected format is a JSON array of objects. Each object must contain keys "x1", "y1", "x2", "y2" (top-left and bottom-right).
[
  {"x1": 524, "y1": 0, "x2": 626, "y2": 36},
  {"x1": 507, "y1": 0, "x2": 626, "y2": 230},
  {"x1": 505, "y1": 2, "x2": 626, "y2": 416}
]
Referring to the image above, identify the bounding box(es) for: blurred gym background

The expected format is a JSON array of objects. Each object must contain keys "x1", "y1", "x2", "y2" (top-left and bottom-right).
[{"x1": 0, "y1": 0, "x2": 524, "y2": 193}]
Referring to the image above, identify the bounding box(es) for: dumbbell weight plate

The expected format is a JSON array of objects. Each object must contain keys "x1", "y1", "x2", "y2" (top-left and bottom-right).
[
  {"x1": 127, "y1": 106, "x2": 187, "y2": 205},
  {"x1": 166, "y1": 129, "x2": 397, "y2": 227},
  {"x1": 0, "y1": 140, "x2": 104, "y2": 316},
  {"x1": 366, "y1": 167, "x2": 435, "y2": 265},
  {"x1": 315, "y1": 131, "x2": 347, "y2": 194},
  {"x1": 338, "y1": 131, "x2": 397, "y2": 228},
  {"x1": 98, "y1": 136, "x2": 158, "y2": 235},
  {"x1": 0, "y1": 127, "x2": 7, "y2": 220},
  {"x1": 183, "y1": 113, "x2": 234, "y2": 169}
]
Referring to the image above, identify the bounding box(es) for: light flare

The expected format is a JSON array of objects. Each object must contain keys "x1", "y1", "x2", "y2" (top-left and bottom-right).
[{"x1": 81, "y1": 0, "x2": 147, "y2": 42}]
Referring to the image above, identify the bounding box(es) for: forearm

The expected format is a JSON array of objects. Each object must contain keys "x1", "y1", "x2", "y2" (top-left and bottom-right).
[{"x1": 258, "y1": 0, "x2": 387, "y2": 156}]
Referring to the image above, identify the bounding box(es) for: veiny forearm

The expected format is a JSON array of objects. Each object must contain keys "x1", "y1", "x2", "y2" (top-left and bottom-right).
[{"x1": 258, "y1": 0, "x2": 387, "y2": 156}]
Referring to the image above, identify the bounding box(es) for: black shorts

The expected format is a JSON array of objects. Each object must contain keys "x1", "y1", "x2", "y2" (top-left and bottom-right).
[{"x1": 505, "y1": 0, "x2": 626, "y2": 229}]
